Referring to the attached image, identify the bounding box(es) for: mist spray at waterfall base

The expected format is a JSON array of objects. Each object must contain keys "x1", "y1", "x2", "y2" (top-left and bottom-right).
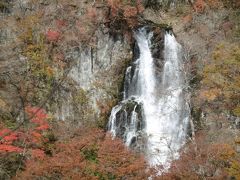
[{"x1": 108, "y1": 28, "x2": 189, "y2": 172}]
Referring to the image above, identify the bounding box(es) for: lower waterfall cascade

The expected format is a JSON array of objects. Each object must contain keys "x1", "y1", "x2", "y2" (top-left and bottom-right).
[{"x1": 108, "y1": 27, "x2": 190, "y2": 170}]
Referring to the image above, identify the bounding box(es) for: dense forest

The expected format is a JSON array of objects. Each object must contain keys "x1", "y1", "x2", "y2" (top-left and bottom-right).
[{"x1": 0, "y1": 0, "x2": 239, "y2": 179}]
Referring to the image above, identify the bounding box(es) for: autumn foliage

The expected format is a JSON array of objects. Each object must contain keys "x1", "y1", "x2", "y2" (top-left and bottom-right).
[
  {"x1": 163, "y1": 133, "x2": 240, "y2": 179},
  {"x1": 193, "y1": 0, "x2": 206, "y2": 13},
  {"x1": 46, "y1": 29, "x2": 61, "y2": 42},
  {"x1": 16, "y1": 128, "x2": 149, "y2": 179},
  {"x1": 107, "y1": 0, "x2": 144, "y2": 28},
  {"x1": 0, "y1": 106, "x2": 50, "y2": 157},
  {"x1": 200, "y1": 43, "x2": 240, "y2": 116}
]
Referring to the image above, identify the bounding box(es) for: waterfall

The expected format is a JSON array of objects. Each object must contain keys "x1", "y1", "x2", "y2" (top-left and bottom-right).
[{"x1": 108, "y1": 27, "x2": 189, "y2": 170}]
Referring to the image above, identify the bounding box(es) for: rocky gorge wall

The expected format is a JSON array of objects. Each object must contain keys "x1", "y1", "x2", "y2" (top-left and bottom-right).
[
  {"x1": 53, "y1": 28, "x2": 131, "y2": 126},
  {"x1": 0, "y1": 0, "x2": 134, "y2": 130},
  {"x1": 0, "y1": 0, "x2": 240, "y2": 179}
]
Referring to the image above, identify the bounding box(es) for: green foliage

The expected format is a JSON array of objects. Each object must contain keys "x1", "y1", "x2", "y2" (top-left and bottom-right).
[
  {"x1": 0, "y1": 0, "x2": 11, "y2": 12},
  {"x1": 0, "y1": 113, "x2": 17, "y2": 129},
  {"x1": 0, "y1": 153, "x2": 25, "y2": 179},
  {"x1": 75, "y1": 88, "x2": 88, "y2": 106},
  {"x1": 221, "y1": 0, "x2": 240, "y2": 9},
  {"x1": 17, "y1": 15, "x2": 55, "y2": 104},
  {"x1": 233, "y1": 106, "x2": 240, "y2": 116},
  {"x1": 82, "y1": 145, "x2": 98, "y2": 163},
  {"x1": 22, "y1": 28, "x2": 54, "y2": 79},
  {"x1": 231, "y1": 10, "x2": 240, "y2": 39},
  {"x1": 174, "y1": 4, "x2": 191, "y2": 16}
]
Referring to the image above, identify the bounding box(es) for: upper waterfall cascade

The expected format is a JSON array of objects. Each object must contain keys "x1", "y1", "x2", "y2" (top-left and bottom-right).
[{"x1": 108, "y1": 28, "x2": 189, "y2": 169}]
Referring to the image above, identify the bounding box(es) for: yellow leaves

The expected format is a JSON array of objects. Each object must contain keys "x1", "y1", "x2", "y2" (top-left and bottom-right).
[
  {"x1": 205, "y1": 0, "x2": 223, "y2": 9},
  {"x1": 75, "y1": 88, "x2": 89, "y2": 106},
  {"x1": 17, "y1": 13, "x2": 41, "y2": 30},
  {"x1": 21, "y1": 30, "x2": 55, "y2": 78},
  {"x1": 227, "y1": 159, "x2": 240, "y2": 180},
  {"x1": 212, "y1": 50, "x2": 221, "y2": 60},
  {"x1": 46, "y1": 67, "x2": 54, "y2": 77},
  {"x1": 211, "y1": 143, "x2": 240, "y2": 179},
  {"x1": 235, "y1": 137, "x2": 240, "y2": 144},
  {"x1": 200, "y1": 88, "x2": 221, "y2": 101},
  {"x1": 0, "y1": 98, "x2": 8, "y2": 111},
  {"x1": 201, "y1": 43, "x2": 240, "y2": 115},
  {"x1": 183, "y1": 14, "x2": 193, "y2": 24},
  {"x1": 218, "y1": 144, "x2": 236, "y2": 160},
  {"x1": 233, "y1": 106, "x2": 240, "y2": 117}
]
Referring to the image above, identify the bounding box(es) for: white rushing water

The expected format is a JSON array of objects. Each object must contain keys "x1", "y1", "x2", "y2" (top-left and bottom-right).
[{"x1": 108, "y1": 28, "x2": 189, "y2": 170}]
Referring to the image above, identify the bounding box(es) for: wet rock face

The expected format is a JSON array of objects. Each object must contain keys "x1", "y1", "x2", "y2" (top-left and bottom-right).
[
  {"x1": 115, "y1": 100, "x2": 144, "y2": 137},
  {"x1": 112, "y1": 99, "x2": 146, "y2": 150}
]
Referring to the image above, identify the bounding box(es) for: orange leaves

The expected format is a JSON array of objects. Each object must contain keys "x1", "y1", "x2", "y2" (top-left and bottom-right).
[
  {"x1": 200, "y1": 88, "x2": 221, "y2": 101},
  {"x1": 123, "y1": 5, "x2": 139, "y2": 27},
  {"x1": 31, "y1": 149, "x2": 45, "y2": 159},
  {"x1": 107, "y1": 0, "x2": 121, "y2": 17},
  {"x1": 16, "y1": 128, "x2": 149, "y2": 179},
  {"x1": 35, "y1": 124, "x2": 49, "y2": 131},
  {"x1": 31, "y1": 131, "x2": 42, "y2": 141},
  {"x1": 205, "y1": 0, "x2": 223, "y2": 9},
  {"x1": 55, "y1": 19, "x2": 67, "y2": 29},
  {"x1": 200, "y1": 43, "x2": 240, "y2": 113},
  {"x1": 86, "y1": 7, "x2": 97, "y2": 23},
  {"x1": 136, "y1": 0, "x2": 144, "y2": 14},
  {"x1": 208, "y1": 144, "x2": 236, "y2": 161},
  {"x1": 123, "y1": 5, "x2": 138, "y2": 18},
  {"x1": 46, "y1": 29, "x2": 60, "y2": 42},
  {"x1": 98, "y1": 133, "x2": 147, "y2": 178},
  {"x1": 164, "y1": 133, "x2": 240, "y2": 179},
  {"x1": 193, "y1": 0, "x2": 224, "y2": 12},
  {"x1": 106, "y1": 0, "x2": 144, "y2": 29},
  {"x1": 193, "y1": 0, "x2": 206, "y2": 13},
  {"x1": 0, "y1": 145, "x2": 23, "y2": 153},
  {"x1": 183, "y1": 14, "x2": 193, "y2": 24}
]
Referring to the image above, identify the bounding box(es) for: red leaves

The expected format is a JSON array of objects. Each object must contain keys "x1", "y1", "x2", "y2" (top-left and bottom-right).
[
  {"x1": 25, "y1": 106, "x2": 50, "y2": 131},
  {"x1": 0, "y1": 106, "x2": 50, "y2": 159},
  {"x1": 46, "y1": 29, "x2": 60, "y2": 42},
  {"x1": 0, "y1": 129, "x2": 11, "y2": 137},
  {"x1": 123, "y1": 5, "x2": 138, "y2": 18},
  {"x1": 56, "y1": 19, "x2": 67, "y2": 29},
  {"x1": 16, "y1": 128, "x2": 149, "y2": 179},
  {"x1": 31, "y1": 149, "x2": 45, "y2": 159},
  {"x1": 106, "y1": 0, "x2": 144, "y2": 29},
  {"x1": 107, "y1": 0, "x2": 121, "y2": 17},
  {"x1": 0, "y1": 129, "x2": 23, "y2": 153},
  {"x1": 0, "y1": 129, "x2": 19, "y2": 144},
  {"x1": 136, "y1": 0, "x2": 144, "y2": 13},
  {"x1": 3, "y1": 132, "x2": 18, "y2": 142},
  {"x1": 86, "y1": 7, "x2": 97, "y2": 22},
  {"x1": 193, "y1": 0, "x2": 206, "y2": 13},
  {"x1": 35, "y1": 124, "x2": 49, "y2": 131},
  {"x1": 0, "y1": 145, "x2": 23, "y2": 153}
]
